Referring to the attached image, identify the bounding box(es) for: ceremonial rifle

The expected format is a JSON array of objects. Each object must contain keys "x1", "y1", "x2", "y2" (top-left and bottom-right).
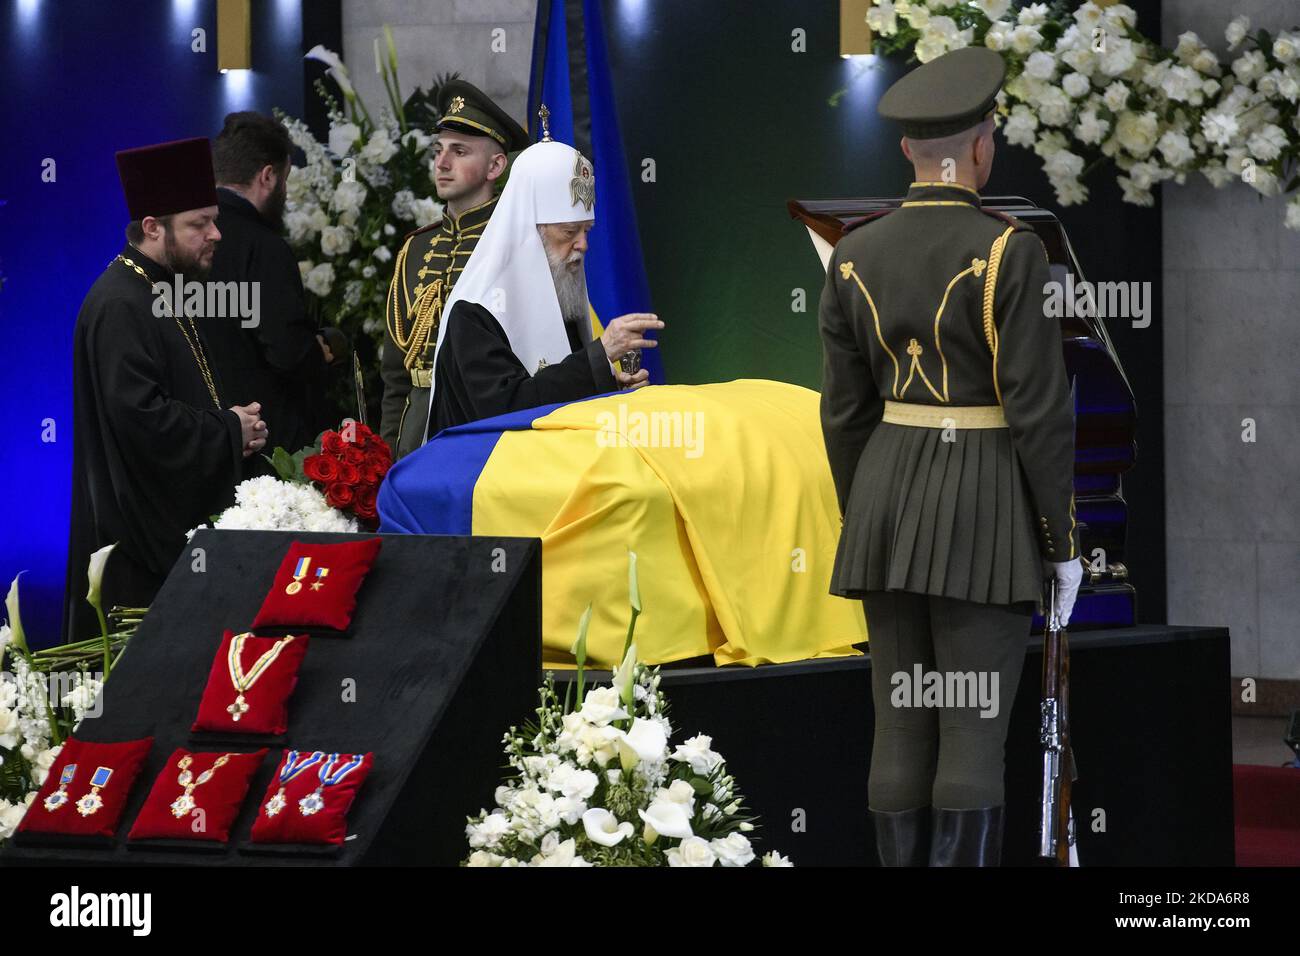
[{"x1": 1039, "y1": 574, "x2": 1077, "y2": 865}]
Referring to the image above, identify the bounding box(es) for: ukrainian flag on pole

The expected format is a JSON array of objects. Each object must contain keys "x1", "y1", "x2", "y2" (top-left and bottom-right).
[{"x1": 528, "y1": 0, "x2": 664, "y2": 383}]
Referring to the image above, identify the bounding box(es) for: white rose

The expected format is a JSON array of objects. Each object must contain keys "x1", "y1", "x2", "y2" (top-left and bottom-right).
[
  {"x1": 657, "y1": 778, "x2": 697, "y2": 814},
  {"x1": 1156, "y1": 130, "x2": 1195, "y2": 168},
  {"x1": 711, "y1": 831, "x2": 756, "y2": 867},
  {"x1": 1018, "y1": 3, "x2": 1049, "y2": 27},
  {"x1": 1191, "y1": 50, "x2": 1220, "y2": 77},
  {"x1": 0, "y1": 706, "x2": 20, "y2": 749},
  {"x1": 391, "y1": 189, "x2": 416, "y2": 221},
  {"x1": 1115, "y1": 110, "x2": 1158, "y2": 157},
  {"x1": 1117, "y1": 175, "x2": 1154, "y2": 206},
  {"x1": 577, "y1": 687, "x2": 628, "y2": 727},
  {"x1": 582, "y1": 808, "x2": 634, "y2": 847},
  {"x1": 1102, "y1": 80, "x2": 1130, "y2": 111},
  {"x1": 762, "y1": 850, "x2": 794, "y2": 867},
  {"x1": 1275, "y1": 33, "x2": 1299, "y2": 65},
  {"x1": 666, "y1": 835, "x2": 717, "y2": 867},
  {"x1": 1225, "y1": 15, "x2": 1250, "y2": 51},
  {"x1": 1247, "y1": 123, "x2": 1287, "y2": 162},
  {"x1": 1003, "y1": 105, "x2": 1040, "y2": 148},
  {"x1": 327, "y1": 122, "x2": 362, "y2": 157},
  {"x1": 865, "y1": 1, "x2": 897, "y2": 37},
  {"x1": 359, "y1": 129, "x2": 399, "y2": 166},
  {"x1": 467, "y1": 810, "x2": 511, "y2": 848},
  {"x1": 1098, "y1": 37, "x2": 1137, "y2": 77},
  {"x1": 1232, "y1": 50, "x2": 1267, "y2": 85},
  {"x1": 1284, "y1": 195, "x2": 1300, "y2": 231},
  {"x1": 1009, "y1": 24, "x2": 1042, "y2": 54},
  {"x1": 1034, "y1": 87, "x2": 1073, "y2": 127},
  {"x1": 974, "y1": 0, "x2": 1010, "y2": 21},
  {"x1": 411, "y1": 197, "x2": 443, "y2": 228},
  {"x1": 331, "y1": 180, "x2": 367, "y2": 215},
  {"x1": 985, "y1": 23, "x2": 1017, "y2": 54},
  {"x1": 672, "y1": 734, "x2": 724, "y2": 775},
  {"x1": 1200, "y1": 111, "x2": 1239, "y2": 148},
  {"x1": 1062, "y1": 72, "x2": 1090, "y2": 99},
  {"x1": 1074, "y1": 109, "x2": 1109, "y2": 145},
  {"x1": 0, "y1": 799, "x2": 29, "y2": 841},
  {"x1": 546, "y1": 764, "x2": 598, "y2": 801},
  {"x1": 466, "y1": 850, "x2": 506, "y2": 866},
  {"x1": 1024, "y1": 51, "x2": 1056, "y2": 82},
  {"x1": 319, "y1": 225, "x2": 353, "y2": 258},
  {"x1": 303, "y1": 262, "x2": 335, "y2": 297}
]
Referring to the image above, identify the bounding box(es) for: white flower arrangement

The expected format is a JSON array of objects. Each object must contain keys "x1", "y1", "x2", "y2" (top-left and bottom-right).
[
  {"x1": 863, "y1": 1, "x2": 1300, "y2": 229},
  {"x1": 189, "y1": 475, "x2": 359, "y2": 536},
  {"x1": 276, "y1": 30, "x2": 452, "y2": 418},
  {"x1": 463, "y1": 554, "x2": 793, "y2": 867}
]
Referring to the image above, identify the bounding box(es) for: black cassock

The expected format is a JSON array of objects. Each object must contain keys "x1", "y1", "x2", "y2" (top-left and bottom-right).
[
  {"x1": 426, "y1": 300, "x2": 618, "y2": 437},
  {"x1": 63, "y1": 245, "x2": 243, "y2": 641},
  {"x1": 204, "y1": 188, "x2": 337, "y2": 478}
]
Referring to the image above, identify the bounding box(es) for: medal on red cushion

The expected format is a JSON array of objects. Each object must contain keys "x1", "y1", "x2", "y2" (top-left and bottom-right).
[
  {"x1": 75, "y1": 766, "x2": 114, "y2": 816},
  {"x1": 43, "y1": 763, "x2": 78, "y2": 812},
  {"x1": 169, "y1": 753, "x2": 234, "y2": 819},
  {"x1": 265, "y1": 750, "x2": 325, "y2": 818},
  {"x1": 227, "y1": 632, "x2": 297, "y2": 724},
  {"x1": 309, "y1": 567, "x2": 330, "y2": 591},
  {"x1": 299, "y1": 752, "x2": 365, "y2": 816},
  {"x1": 285, "y1": 556, "x2": 311, "y2": 595}
]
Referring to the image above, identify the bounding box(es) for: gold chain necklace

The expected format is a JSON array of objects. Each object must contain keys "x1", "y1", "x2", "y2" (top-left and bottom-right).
[{"x1": 114, "y1": 253, "x2": 222, "y2": 409}]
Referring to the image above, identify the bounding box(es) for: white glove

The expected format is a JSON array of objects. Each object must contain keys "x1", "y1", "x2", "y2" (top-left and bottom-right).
[{"x1": 1045, "y1": 558, "x2": 1084, "y2": 628}]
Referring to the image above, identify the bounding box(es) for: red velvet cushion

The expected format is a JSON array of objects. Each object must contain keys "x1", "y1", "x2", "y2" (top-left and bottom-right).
[
  {"x1": 251, "y1": 538, "x2": 382, "y2": 634},
  {"x1": 191, "y1": 630, "x2": 309, "y2": 735},
  {"x1": 250, "y1": 750, "x2": 373, "y2": 845},
  {"x1": 18, "y1": 736, "x2": 153, "y2": 838},
  {"x1": 127, "y1": 748, "x2": 268, "y2": 843}
]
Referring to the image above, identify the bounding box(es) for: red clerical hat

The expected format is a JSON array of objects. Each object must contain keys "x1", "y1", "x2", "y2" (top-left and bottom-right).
[{"x1": 114, "y1": 137, "x2": 218, "y2": 221}]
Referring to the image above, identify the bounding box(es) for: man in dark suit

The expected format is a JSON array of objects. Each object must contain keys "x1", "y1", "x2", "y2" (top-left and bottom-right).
[
  {"x1": 818, "y1": 47, "x2": 1085, "y2": 866},
  {"x1": 205, "y1": 112, "x2": 348, "y2": 476}
]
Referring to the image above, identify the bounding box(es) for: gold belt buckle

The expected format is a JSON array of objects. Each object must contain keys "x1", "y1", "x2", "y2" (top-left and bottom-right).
[{"x1": 410, "y1": 366, "x2": 432, "y2": 388}]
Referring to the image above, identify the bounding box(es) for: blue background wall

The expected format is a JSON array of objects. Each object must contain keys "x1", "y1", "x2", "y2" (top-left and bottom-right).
[{"x1": 0, "y1": 0, "x2": 310, "y2": 646}]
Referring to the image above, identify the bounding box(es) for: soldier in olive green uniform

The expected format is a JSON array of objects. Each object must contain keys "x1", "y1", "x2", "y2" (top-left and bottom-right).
[
  {"x1": 818, "y1": 48, "x2": 1085, "y2": 866},
  {"x1": 381, "y1": 81, "x2": 530, "y2": 458}
]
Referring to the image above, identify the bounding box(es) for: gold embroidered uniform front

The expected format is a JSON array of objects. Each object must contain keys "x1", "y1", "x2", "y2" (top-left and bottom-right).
[
  {"x1": 381, "y1": 197, "x2": 497, "y2": 458},
  {"x1": 820, "y1": 180, "x2": 1079, "y2": 605}
]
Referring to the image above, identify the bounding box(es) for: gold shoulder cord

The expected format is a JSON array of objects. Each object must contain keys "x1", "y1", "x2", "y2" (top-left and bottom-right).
[
  {"x1": 386, "y1": 240, "x2": 445, "y2": 373},
  {"x1": 115, "y1": 254, "x2": 221, "y2": 409},
  {"x1": 981, "y1": 227, "x2": 1015, "y2": 405}
]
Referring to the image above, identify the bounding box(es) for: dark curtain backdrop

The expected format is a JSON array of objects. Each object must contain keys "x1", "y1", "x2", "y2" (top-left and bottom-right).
[
  {"x1": 0, "y1": 0, "x2": 341, "y2": 646},
  {"x1": 605, "y1": 0, "x2": 1166, "y2": 621}
]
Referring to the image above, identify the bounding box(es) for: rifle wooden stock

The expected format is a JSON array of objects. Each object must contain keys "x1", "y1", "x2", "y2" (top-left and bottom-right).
[{"x1": 1039, "y1": 577, "x2": 1074, "y2": 865}]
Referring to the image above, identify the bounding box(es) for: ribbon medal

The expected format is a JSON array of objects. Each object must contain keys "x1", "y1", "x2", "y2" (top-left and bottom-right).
[
  {"x1": 75, "y1": 766, "x2": 113, "y2": 817},
  {"x1": 299, "y1": 753, "x2": 365, "y2": 816},
  {"x1": 309, "y1": 566, "x2": 330, "y2": 592},
  {"x1": 43, "y1": 763, "x2": 78, "y2": 812},
  {"x1": 265, "y1": 750, "x2": 324, "y2": 818},
  {"x1": 285, "y1": 556, "x2": 311, "y2": 595}
]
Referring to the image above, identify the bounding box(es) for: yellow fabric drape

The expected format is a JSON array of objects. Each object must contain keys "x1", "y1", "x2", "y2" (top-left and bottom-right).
[{"x1": 471, "y1": 380, "x2": 867, "y2": 667}]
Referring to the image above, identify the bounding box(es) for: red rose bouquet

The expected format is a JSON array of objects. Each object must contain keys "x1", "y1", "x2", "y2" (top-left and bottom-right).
[{"x1": 300, "y1": 422, "x2": 391, "y2": 527}]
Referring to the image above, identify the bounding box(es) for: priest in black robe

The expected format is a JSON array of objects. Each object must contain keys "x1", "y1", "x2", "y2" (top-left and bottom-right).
[
  {"x1": 418, "y1": 136, "x2": 662, "y2": 443},
  {"x1": 63, "y1": 137, "x2": 268, "y2": 641}
]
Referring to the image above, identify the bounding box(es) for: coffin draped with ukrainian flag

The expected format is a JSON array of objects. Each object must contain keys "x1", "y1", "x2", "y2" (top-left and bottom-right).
[{"x1": 377, "y1": 380, "x2": 866, "y2": 666}]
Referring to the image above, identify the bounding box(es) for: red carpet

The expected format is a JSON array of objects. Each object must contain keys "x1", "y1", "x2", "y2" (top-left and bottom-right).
[{"x1": 1233, "y1": 764, "x2": 1300, "y2": 866}]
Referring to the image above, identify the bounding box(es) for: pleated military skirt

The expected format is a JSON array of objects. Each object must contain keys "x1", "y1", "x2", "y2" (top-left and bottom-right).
[{"x1": 829, "y1": 420, "x2": 1044, "y2": 606}]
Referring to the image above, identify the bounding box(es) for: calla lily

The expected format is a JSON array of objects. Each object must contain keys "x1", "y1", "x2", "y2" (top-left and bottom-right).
[
  {"x1": 582, "y1": 808, "x2": 633, "y2": 847},
  {"x1": 638, "y1": 799, "x2": 693, "y2": 840},
  {"x1": 85, "y1": 543, "x2": 116, "y2": 611},
  {"x1": 4, "y1": 574, "x2": 28, "y2": 655},
  {"x1": 628, "y1": 549, "x2": 641, "y2": 614},
  {"x1": 305, "y1": 44, "x2": 346, "y2": 74},
  {"x1": 613, "y1": 641, "x2": 637, "y2": 709},
  {"x1": 624, "y1": 717, "x2": 668, "y2": 763}
]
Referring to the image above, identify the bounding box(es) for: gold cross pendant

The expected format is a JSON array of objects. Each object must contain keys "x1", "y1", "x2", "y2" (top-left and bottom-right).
[{"x1": 227, "y1": 694, "x2": 250, "y2": 722}]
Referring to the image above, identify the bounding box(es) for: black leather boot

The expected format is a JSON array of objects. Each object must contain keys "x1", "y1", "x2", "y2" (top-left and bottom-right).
[
  {"x1": 928, "y1": 805, "x2": 1005, "y2": 866},
  {"x1": 870, "y1": 806, "x2": 931, "y2": 866}
]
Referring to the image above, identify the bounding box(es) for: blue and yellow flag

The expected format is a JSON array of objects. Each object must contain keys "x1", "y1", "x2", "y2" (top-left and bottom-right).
[
  {"x1": 528, "y1": 0, "x2": 664, "y2": 383},
  {"x1": 378, "y1": 381, "x2": 866, "y2": 667}
]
